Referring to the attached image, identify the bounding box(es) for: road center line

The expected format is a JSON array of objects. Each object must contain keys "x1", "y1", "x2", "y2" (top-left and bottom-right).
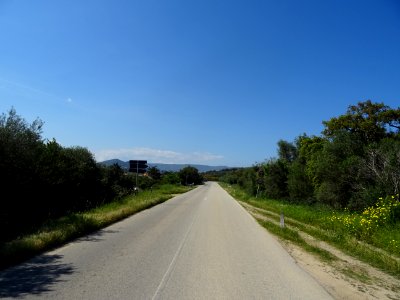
[{"x1": 151, "y1": 204, "x2": 199, "y2": 300}]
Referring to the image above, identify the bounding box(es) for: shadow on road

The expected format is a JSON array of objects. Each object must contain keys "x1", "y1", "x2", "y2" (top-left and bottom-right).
[
  {"x1": 0, "y1": 226, "x2": 121, "y2": 297},
  {"x1": 75, "y1": 229, "x2": 119, "y2": 243},
  {"x1": 0, "y1": 254, "x2": 75, "y2": 298}
]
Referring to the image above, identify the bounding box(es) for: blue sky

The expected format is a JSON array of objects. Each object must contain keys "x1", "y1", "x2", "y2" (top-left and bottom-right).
[{"x1": 1, "y1": 0, "x2": 399, "y2": 167}]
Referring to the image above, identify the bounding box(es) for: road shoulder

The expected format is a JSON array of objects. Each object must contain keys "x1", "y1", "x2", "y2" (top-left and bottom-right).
[{"x1": 240, "y1": 201, "x2": 400, "y2": 300}]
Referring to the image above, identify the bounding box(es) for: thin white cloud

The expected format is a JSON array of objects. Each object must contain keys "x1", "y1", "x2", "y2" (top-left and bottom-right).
[
  {"x1": 0, "y1": 77, "x2": 69, "y2": 104},
  {"x1": 0, "y1": 77, "x2": 55, "y2": 98},
  {"x1": 94, "y1": 147, "x2": 224, "y2": 164}
]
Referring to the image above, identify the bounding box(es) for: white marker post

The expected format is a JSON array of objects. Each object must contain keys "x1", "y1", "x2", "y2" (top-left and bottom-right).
[{"x1": 280, "y1": 211, "x2": 285, "y2": 228}]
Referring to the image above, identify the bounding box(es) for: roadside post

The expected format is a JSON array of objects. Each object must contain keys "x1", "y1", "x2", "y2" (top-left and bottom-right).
[{"x1": 129, "y1": 160, "x2": 148, "y2": 191}]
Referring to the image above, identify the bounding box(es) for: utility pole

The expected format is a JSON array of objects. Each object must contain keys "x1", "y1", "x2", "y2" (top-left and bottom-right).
[
  {"x1": 128, "y1": 160, "x2": 148, "y2": 192},
  {"x1": 136, "y1": 160, "x2": 138, "y2": 188}
]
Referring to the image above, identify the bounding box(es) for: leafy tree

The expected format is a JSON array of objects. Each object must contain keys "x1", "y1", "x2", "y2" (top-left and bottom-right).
[
  {"x1": 263, "y1": 159, "x2": 289, "y2": 199},
  {"x1": 0, "y1": 108, "x2": 45, "y2": 239},
  {"x1": 236, "y1": 167, "x2": 257, "y2": 195},
  {"x1": 37, "y1": 142, "x2": 104, "y2": 214},
  {"x1": 362, "y1": 139, "x2": 400, "y2": 196},
  {"x1": 214, "y1": 101, "x2": 399, "y2": 210},
  {"x1": 307, "y1": 131, "x2": 364, "y2": 208},
  {"x1": 0, "y1": 108, "x2": 44, "y2": 194},
  {"x1": 322, "y1": 100, "x2": 400, "y2": 143},
  {"x1": 0, "y1": 108, "x2": 153, "y2": 241},
  {"x1": 254, "y1": 164, "x2": 265, "y2": 197},
  {"x1": 100, "y1": 163, "x2": 135, "y2": 201},
  {"x1": 319, "y1": 100, "x2": 400, "y2": 208},
  {"x1": 147, "y1": 166, "x2": 161, "y2": 181},
  {"x1": 179, "y1": 166, "x2": 203, "y2": 185},
  {"x1": 202, "y1": 169, "x2": 236, "y2": 182},
  {"x1": 202, "y1": 170, "x2": 219, "y2": 182},
  {"x1": 287, "y1": 160, "x2": 314, "y2": 202},
  {"x1": 286, "y1": 135, "x2": 316, "y2": 201},
  {"x1": 219, "y1": 168, "x2": 243, "y2": 185},
  {"x1": 161, "y1": 171, "x2": 181, "y2": 185},
  {"x1": 262, "y1": 140, "x2": 299, "y2": 200},
  {"x1": 277, "y1": 140, "x2": 298, "y2": 163}
]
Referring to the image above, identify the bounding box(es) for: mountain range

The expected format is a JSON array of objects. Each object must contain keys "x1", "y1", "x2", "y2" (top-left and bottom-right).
[{"x1": 99, "y1": 159, "x2": 230, "y2": 173}]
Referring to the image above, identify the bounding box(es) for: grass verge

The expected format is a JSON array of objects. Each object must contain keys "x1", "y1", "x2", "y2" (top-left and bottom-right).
[
  {"x1": 0, "y1": 184, "x2": 192, "y2": 270},
  {"x1": 219, "y1": 182, "x2": 400, "y2": 278},
  {"x1": 257, "y1": 219, "x2": 336, "y2": 262}
]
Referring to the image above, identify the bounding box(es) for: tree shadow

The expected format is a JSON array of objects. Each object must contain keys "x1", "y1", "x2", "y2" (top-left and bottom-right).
[
  {"x1": 0, "y1": 254, "x2": 75, "y2": 298},
  {"x1": 74, "y1": 229, "x2": 119, "y2": 243},
  {"x1": 0, "y1": 227, "x2": 120, "y2": 297}
]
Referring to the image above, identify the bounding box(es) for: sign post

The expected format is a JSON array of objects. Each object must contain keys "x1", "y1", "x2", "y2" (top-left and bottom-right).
[{"x1": 129, "y1": 160, "x2": 148, "y2": 189}]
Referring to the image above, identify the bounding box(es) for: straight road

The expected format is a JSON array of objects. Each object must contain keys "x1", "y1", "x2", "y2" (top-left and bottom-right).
[{"x1": 0, "y1": 182, "x2": 332, "y2": 299}]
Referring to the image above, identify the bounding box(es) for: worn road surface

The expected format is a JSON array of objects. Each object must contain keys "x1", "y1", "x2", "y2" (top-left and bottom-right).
[{"x1": 0, "y1": 182, "x2": 332, "y2": 299}]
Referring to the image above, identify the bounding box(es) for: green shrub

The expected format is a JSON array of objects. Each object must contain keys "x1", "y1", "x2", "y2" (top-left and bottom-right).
[{"x1": 328, "y1": 195, "x2": 400, "y2": 240}]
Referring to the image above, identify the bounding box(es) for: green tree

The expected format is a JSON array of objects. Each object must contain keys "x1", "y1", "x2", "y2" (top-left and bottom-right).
[
  {"x1": 287, "y1": 160, "x2": 314, "y2": 202},
  {"x1": 219, "y1": 168, "x2": 243, "y2": 185},
  {"x1": 236, "y1": 167, "x2": 257, "y2": 195},
  {"x1": 277, "y1": 140, "x2": 298, "y2": 163},
  {"x1": 362, "y1": 139, "x2": 400, "y2": 196},
  {"x1": 322, "y1": 100, "x2": 400, "y2": 143},
  {"x1": 307, "y1": 131, "x2": 364, "y2": 208},
  {"x1": 100, "y1": 163, "x2": 134, "y2": 200},
  {"x1": 0, "y1": 108, "x2": 45, "y2": 240},
  {"x1": 0, "y1": 108, "x2": 44, "y2": 192},
  {"x1": 161, "y1": 171, "x2": 180, "y2": 185},
  {"x1": 39, "y1": 143, "x2": 103, "y2": 213},
  {"x1": 262, "y1": 140, "x2": 299, "y2": 200},
  {"x1": 0, "y1": 108, "x2": 171, "y2": 242},
  {"x1": 147, "y1": 166, "x2": 161, "y2": 181},
  {"x1": 286, "y1": 135, "x2": 315, "y2": 202},
  {"x1": 179, "y1": 166, "x2": 203, "y2": 185},
  {"x1": 263, "y1": 159, "x2": 289, "y2": 199}
]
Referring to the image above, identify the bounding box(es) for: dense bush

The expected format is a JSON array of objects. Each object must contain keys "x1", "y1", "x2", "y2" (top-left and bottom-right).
[
  {"x1": 0, "y1": 108, "x2": 157, "y2": 242},
  {"x1": 328, "y1": 195, "x2": 400, "y2": 240},
  {"x1": 220, "y1": 100, "x2": 400, "y2": 212},
  {"x1": 160, "y1": 171, "x2": 181, "y2": 185},
  {"x1": 178, "y1": 166, "x2": 203, "y2": 185}
]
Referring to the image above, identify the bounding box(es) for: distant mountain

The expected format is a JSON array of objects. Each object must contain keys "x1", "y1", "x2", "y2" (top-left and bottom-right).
[
  {"x1": 99, "y1": 159, "x2": 230, "y2": 173},
  {"x1": 148, "y1": 163, "x2": 230, "y2": 173},
  {"x1": 100, "y1": 159, "x2": 129, "y2": 169}
]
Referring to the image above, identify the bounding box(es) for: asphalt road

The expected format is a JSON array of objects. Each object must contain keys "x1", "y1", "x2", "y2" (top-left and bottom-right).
[{"x1": 0, "y1": 182, "x2": 332, "y2": 299}]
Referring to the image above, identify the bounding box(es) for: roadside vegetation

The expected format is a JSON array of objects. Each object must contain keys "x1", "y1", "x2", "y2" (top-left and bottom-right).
[
  {"x1": 216, "y1": 100, "x2": 400, "y2": 277},
  {"x1": 0, "y1": 184, "x2": 192, "y2": 270},
  {"x1": 0, "y1": 108, "x2": 202, "y2": 270},
  {"x1": 220, "y1": 100, "x2": 400, "y2": 211},
  {"x1": 221, "y1": 183, "x2": 400, "y2": 278}
]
